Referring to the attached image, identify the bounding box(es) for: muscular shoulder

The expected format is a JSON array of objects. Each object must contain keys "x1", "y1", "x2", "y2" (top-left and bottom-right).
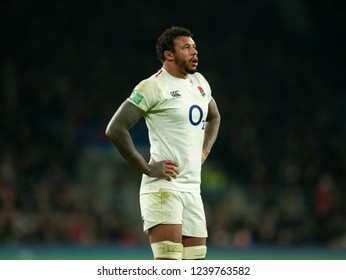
[
  {"x1": 191, "y1": 72, "x2": 209, "y2": 85},
  {"x1": 128, "y1": 72, "x2": 163, "y2": 111},
  {"x1": 135, "y1": 69, "x2": 166, "y2": 92},
  {"x1": 134, "y1": 77, "x2": 157, "y2": 94}
]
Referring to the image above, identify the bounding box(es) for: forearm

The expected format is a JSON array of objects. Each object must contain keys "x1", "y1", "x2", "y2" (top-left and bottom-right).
[
  {"x1": 202, "y1": 97, "x2": 221, "y2": 163},
  {"x1": 125, "y1": 150, "x2": 151, "y2": 175},
  {"x1": 107, "y1": 127, "x2": 178, "y2": 180},
  {"x1": 202, "y1": 117, "x2": 220, "y2": 159},
  {"x1": 106, "y1": 127, "x2": 150, "y2": 175},
  {"x1": 105, "y1": 101, "x2": 150, "y2": 175}
]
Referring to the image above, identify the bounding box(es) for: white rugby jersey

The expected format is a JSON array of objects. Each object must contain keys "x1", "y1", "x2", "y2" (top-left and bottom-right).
[{"x1": 128, "y1": 67, "x2": 212, "y2": 194}]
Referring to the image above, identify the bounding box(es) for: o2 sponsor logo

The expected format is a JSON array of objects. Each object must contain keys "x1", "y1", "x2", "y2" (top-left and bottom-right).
[{"x1": 189, "y1": 105, "x2": 205, "y2": 129}]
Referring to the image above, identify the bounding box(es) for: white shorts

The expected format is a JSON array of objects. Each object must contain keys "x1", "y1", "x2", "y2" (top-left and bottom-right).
[{"x1": 139, "y1": 189, "x2": 208, "y2": 238}]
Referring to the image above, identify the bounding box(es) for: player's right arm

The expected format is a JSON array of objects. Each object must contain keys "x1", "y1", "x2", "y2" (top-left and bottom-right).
[{"x1": 105, "y1": 100, "x2": 179, "y2": 181}]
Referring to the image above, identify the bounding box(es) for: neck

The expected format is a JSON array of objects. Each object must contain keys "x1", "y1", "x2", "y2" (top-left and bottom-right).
[{"x1": 163, "y1": 63, "x2": 188, "y2": 79}]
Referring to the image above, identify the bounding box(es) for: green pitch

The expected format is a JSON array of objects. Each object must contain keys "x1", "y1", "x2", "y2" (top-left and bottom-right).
[{"x1": 0, "y1": 245, "x2": 345, "y2": 260}]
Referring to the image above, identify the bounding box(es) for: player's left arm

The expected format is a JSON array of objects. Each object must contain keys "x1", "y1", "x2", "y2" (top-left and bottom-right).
[{"x1": 202, "y1": 97, "x2": 221, "y2": 164}]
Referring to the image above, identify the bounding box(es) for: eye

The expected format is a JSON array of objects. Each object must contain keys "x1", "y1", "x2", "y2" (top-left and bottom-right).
[{"x1": 181, "y1": 44, "x2": 197, "y2": 51}]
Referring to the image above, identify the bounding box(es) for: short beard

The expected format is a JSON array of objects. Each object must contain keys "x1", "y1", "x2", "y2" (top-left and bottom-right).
[{"x1": 174, "y1": 56, "x2": 197, "y2": 75}]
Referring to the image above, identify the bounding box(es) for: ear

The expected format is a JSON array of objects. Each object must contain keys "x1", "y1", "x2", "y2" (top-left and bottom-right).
[{"x1": 164, "y1": 50, "x2": 174, "y2": 62}]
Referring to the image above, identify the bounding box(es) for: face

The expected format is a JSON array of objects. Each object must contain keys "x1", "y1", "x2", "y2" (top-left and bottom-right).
[{"x1": 172, "y1": 36, "x2": 198, "y2": 75}]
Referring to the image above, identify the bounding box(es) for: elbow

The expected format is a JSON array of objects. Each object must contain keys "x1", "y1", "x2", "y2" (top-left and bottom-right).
[
  {"x1": 105, "y1": 124, "x2": 115, "y2": 140},
  {"x1": 215, "y1": 111, "x2": 221, "y2": 122},
  {"x1": 105, "y1": 128, "x2": 111, "y2": 139},
  {"x1": 215, "y1": 110, "x2": 221, "y2": 126},
  {"x1": 105, "y1": 122, "x2": 125, "y2": 142},
  {"x1": 210, "y1": 112, "x2": 221, "y2": 126}
]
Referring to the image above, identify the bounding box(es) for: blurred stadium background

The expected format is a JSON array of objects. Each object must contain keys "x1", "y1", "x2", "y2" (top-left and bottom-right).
[{"x1": 1, "y1": 0, "x2": 345, "y2": 259}]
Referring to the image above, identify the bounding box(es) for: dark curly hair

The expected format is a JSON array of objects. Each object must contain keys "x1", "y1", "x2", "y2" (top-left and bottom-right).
[{"x1": 156, "y1": 26, "x2": 193, "y2": 63}]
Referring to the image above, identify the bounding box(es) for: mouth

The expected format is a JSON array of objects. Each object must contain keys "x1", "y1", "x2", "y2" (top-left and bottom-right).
[{"x1": 191, "y1": 57, "x2": 198, "y2": 67}]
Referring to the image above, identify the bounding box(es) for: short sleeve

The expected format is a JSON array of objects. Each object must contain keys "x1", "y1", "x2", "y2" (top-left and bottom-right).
[{"x1": 127, "y1": 78, "x2": 158, "y2": 112}]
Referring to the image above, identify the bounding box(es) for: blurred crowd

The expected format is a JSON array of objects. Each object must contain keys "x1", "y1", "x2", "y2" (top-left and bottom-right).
[{"x1": 1, "y1": 0, "x2": 345, "y2": 249}]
